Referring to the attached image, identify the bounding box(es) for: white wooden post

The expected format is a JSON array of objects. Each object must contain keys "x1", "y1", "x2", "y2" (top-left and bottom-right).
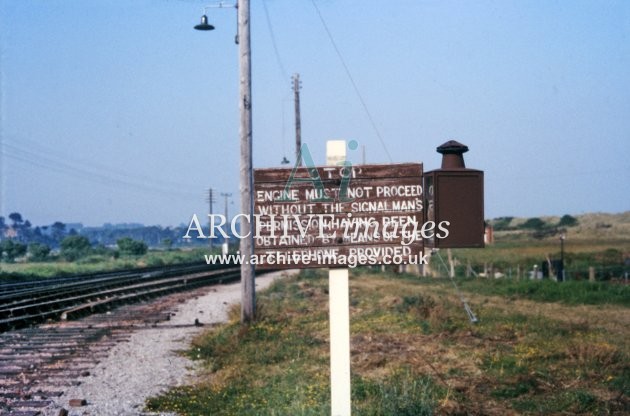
[{"x1": 327, "y1": 140, "x2": 351, "y2": 416}]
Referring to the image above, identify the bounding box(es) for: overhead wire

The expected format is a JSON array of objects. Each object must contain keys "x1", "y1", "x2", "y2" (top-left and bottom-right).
[
  {"x1": 5, "y1": 136, "x2": 197, "y2": 193},
  {"x1": 309, "y1": 0, "x2": 393, "y2": 162},
  {"x1": 281, "y1": 94, "x2": 293, "y2": 160},
  {"x1": 262, "y1": 0, "x2": 290, "y2": 82},
  {"x1": 261, "y1": 0, "x2": 295, "y2": 165},
  {"x1": 1, "y1": 142, "x2": 201, "y2": 200},
  {"x1": 3, "y1": 149, "x2": 200, "y2": 200}
]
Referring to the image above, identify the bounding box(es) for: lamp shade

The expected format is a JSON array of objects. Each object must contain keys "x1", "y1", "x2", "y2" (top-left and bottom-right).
[{"x1": 194, "y1": 15, "x2": 215, "y2": 31}]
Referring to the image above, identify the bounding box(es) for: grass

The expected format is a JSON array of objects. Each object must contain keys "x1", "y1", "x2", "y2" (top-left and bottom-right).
[
  {"x1": 146, "y1": 271, "x2": 446, "y2": 415},
  {"x1": 146, "y1": 270, "x2": 630, "y2": 415},
  {"x1": 0, "y1": 248, "x2": 209, "y2": 281},
  {"x1": 451, "y1": 213, "x2": 630, "y2": 277},
  {"x1": 451, "y1": 240, "x2": 629, "y2": 279},
  {"x1": 457, "y1": 278, "x2": 630, "y2": 306}
]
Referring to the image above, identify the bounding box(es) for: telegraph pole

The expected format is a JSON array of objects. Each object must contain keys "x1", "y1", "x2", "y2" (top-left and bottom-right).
[
  {"x1": 206, "y1": 188, "x2": 215, "y2": 250},
  {"x1": 239, "y1": 0, "x2": 256, "y2": 323},
  {"x1": 221, "y1": 192, "x2": 232, "y2": 238},
  {"x1": 221, "y1": 192, "x2": 232, "y2": 254},
  {"x1": 292, "y1": 73, "x2": 302, "y2": 166},
  {"x1": 221, "y1": 192, "x2": 232, "y2": 222},
  {"x1": 194, "y1": 0, "x2": 254, "y2": 324}
]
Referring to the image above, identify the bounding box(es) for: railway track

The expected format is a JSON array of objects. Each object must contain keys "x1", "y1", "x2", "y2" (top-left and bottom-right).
[
  {"x1": 0, "y1": 263, "x2": 243, "y2": 415},
  {"x1": 0, "y1": 263, "x2": 239, "y2": 332}
]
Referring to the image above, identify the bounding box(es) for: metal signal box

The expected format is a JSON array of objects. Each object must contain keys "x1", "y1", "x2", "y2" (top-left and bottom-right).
[{"x1": 424, "y1": 140, "x2": 484, "y2": 248}]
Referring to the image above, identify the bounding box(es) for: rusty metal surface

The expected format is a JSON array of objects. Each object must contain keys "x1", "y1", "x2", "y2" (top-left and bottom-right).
[
  {"x1": 423, "y1": 140, "x2": 485, "y2": 248},
  {"x1": 424, "y1": 170, "x2": 484, "y2": 248},
  {"x1": 0, "y1": 265, "x2": 239, "y2": 332},
  {"x1": 436, "y1": 140, "x2": 469, "y2": 169},
  {"x1": 0, "y1": 284, "x2": 230, "y2": 415}
]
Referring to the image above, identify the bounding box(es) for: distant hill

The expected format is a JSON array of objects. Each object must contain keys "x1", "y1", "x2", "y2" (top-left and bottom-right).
[{"x1": 489, "y1": 211, "x2": 630, "y2": 242}]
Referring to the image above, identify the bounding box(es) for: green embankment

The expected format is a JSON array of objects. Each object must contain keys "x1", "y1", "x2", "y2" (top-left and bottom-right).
[{"x1": 146, "y1": 270, "x2": 629, "y2": 415}]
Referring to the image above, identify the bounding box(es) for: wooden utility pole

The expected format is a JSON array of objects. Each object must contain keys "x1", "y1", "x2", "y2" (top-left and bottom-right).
[
  {"x1": 207, "y1": 188, "x2": 214, "y2": 249},
  {"x1": 221, "y1": 192, "x2": 232, "y2": 221},
  {"x1": 221, "y1": 192, "x2": 232, "y2": 239},
  {"x1": 238, "y1": 0, "x2": 256, "y2": 324},
  {"x1": 292, "y1": 73, "x2": 302, "y2": 166}
]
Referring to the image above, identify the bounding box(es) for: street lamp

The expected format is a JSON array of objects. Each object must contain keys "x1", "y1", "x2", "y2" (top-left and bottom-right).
[
  {"x1": 194, "y1": 2, "x2": 239, "y2": 43},
  {"x1": 194, "y1": 15, "x2": 214, "y2": 31},
  {"x1": 195, "y1": 0, "x2": 256, "y2": 323}
]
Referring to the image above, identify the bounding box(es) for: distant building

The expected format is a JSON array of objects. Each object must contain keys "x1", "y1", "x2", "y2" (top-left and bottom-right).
[
  {"x1": 3, "y1": 227, "x2": 17, "y2": 239},
  {"x1": 101, "y1": 223, "x2": 145, "y2": 230},
  {"x1": 65, "y1": 223, "x2": 84, "y2": 233}
]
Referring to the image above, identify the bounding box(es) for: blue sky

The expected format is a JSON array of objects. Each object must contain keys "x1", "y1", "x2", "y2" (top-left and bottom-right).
[{"x1": 1, "y1": 0, "x2": 629, "y2": 227}]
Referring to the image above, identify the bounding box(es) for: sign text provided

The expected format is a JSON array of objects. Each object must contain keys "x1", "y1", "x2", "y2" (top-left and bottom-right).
[{"x1": 253, "y1": 163, "x2": 425, "y2": 269}]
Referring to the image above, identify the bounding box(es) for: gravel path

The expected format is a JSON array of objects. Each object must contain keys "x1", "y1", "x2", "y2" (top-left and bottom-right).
[{"x1": 43, "y1": 270, "x2": 293, "y2": 416}]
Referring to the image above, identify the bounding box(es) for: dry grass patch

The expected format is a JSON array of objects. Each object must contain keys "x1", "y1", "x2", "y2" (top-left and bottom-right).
[{"x1": 147, "y1": 269, "x2": 629, "y2": 415}]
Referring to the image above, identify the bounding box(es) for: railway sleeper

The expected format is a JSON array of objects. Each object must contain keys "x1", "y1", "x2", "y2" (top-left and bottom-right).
[{"x1": 2, "y1": 411, "x2": 43, "y2": 416}]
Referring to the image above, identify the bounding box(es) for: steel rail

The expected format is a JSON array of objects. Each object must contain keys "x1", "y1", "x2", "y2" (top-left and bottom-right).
[{"x1": 0, "y1": 264, "x2": 240, "y2": 332}]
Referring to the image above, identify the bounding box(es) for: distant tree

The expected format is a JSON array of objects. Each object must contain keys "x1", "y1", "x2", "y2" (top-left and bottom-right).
[
  {"x1": 558, "y1": 214, "x2": 578, "y2": 227},
  {"x1": 492, "y1": 216, "x2": 514, "y2": 231},
  {"x1": 0, "y1": 239, "x2": 27, "y2": 262},
  {"x1": 51, "y1": 222, "x2": 66, "y2": 241},
  {"x1": 16, "y1": 219, "x2": 35, "y2": 243},
  {"x1": 60, "y1": 235, "x2": 92, "y2": 261},
  {"x1": 520, "y1": 217, "x2": 546, "y2": 230},
  {"x1": 28, "y1": 243, "x2": 51, "y2": 261},
  {"x1": 161, "y1": 238, "x2": 173, "y2": 251},
  {"x1": 117, "y1": 237, "x2": 148, "y2": 256},
  {"x1": 0, "y1": 216, "x2": 6, "y2": 230},
  {"x1": 8, "y1": 212, "x2": 23, "y2": 227}
]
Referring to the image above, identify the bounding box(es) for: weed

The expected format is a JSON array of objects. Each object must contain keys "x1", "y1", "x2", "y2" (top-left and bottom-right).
[
  {"x1": 352, "y1": 369, "x2": 439, "y2": 415},
  {"x1": 146, "y1": 270, "x2": 630, "y2": 415},
  {"x1": 395, "y1": 294, "x2": 436, "y2": 318}
]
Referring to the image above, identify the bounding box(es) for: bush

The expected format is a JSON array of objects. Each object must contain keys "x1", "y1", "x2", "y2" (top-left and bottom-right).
[
  {"x1": 0, "y1": 239, "x2": 27, "y2": 262},
  {"x1": 76, "y1": 254, "x2": 111, "y2": 265},
  {"x1": 117, "y1": 237, "x2": 148, "y2": 256},
  {"x1": 145, "y1": 255, "x2": 165, "y2": 267},
  {"x1": 92, "y1": 244, "x2": 115, "y2": 256},
  {"x1": 60, "y1": 235, "x2": 92, "y2": 261},
  {"x1": 558, "y1": 214, "x2": 578, "y2": 227},
  {"x1": 520, "y1": 217, "x2": 546, "y2": 230},
  {"x1": 28, "y1": 243, "x2": 51, "y2": 261},
  {"x1": 493, "y1": 217, "x2": 514, "y2": 231}
]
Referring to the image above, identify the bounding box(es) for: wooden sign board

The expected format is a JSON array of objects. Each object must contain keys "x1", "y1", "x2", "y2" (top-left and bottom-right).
[{"x1": 253, "y1": 163, "x2": 423, "y2": 269}]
